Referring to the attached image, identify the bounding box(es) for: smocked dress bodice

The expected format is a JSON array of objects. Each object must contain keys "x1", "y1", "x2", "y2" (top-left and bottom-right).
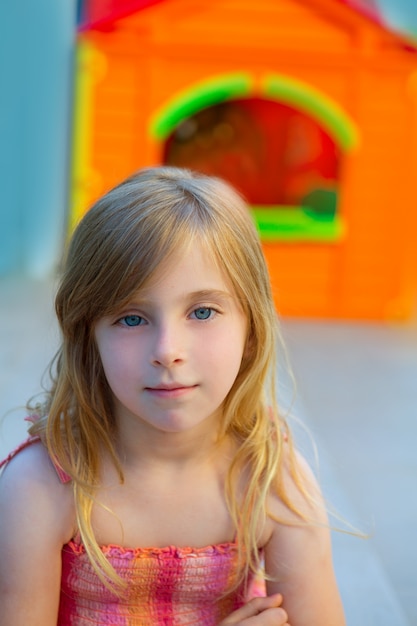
[{"x1": 59, "y1": 539, "x2": 260, "y2": 625}]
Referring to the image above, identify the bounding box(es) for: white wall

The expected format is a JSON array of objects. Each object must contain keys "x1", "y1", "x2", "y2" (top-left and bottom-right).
[{"x1": 0, "y1": 0, "x2": 76, "y2": 277}]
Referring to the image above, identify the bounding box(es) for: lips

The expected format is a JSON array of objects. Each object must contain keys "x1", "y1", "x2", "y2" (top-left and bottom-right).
[
  {"x1": 145, "y1": 383, "x2": 197, "y2": 399},
  {"x1": 148, "y1": 383, "x2": 188, "y2": 391}
]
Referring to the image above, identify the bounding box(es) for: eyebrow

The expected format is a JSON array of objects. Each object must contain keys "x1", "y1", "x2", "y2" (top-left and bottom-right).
[
  {"x1": 186, "y1": 289, "x2": 233, "y2": 301},
  {"x1": 127, "y1": 289, "x2": 234, "y2": 308}
]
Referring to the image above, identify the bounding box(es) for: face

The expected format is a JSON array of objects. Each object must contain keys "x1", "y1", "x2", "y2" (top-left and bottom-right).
[{"x1": 94, "y1": 243, "x2": 248, "y2": 439}]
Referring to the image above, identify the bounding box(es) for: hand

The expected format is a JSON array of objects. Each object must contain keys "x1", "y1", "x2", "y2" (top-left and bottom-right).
[{"x1": 219, "y1": 594, "x2": 290, "y2": 625}]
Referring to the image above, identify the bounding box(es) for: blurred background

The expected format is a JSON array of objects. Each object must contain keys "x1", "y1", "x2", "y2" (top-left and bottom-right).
[{"x1": 1, "y1": 1, "x2": 416, "y2": 624}]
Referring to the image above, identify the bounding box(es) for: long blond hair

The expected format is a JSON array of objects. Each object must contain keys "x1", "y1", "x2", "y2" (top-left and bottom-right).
[{"x1": 29, "y1": 166, "x2": 300, "y2": 590}]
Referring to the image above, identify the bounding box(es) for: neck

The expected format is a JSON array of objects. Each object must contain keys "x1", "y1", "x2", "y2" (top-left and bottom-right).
[{"x1": 114, "y1": 415, "x2": 229, "y2": 471}]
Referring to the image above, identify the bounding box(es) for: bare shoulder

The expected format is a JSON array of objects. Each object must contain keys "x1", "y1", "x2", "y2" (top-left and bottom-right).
[
  {"x1": 0, "y1": 441, "x2": 75, "y2": 625},
  {"x1": 0, "y1": 439, "x2": 75, "y2": 549},
  {"x1": 267, "y1": 448, "x2": 327, "y2": 524},
  {"x1": 263, "y1": 448, "x2": 346, "y2": 626},
  {"x1": 1, "y1": 440, "x2": 74, "y2": 521}
]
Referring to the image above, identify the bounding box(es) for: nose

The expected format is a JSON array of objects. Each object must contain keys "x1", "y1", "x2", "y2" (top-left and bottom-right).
[{"x1": 150, "y1": 323, "x2": 184, "y2": 368}]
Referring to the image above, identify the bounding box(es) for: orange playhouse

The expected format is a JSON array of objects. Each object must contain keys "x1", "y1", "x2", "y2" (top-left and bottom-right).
[{"x1": 71, "y1": 0, "x2": 417, "y2": 320}]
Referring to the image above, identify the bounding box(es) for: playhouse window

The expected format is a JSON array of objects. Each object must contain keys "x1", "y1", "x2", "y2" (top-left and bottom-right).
[{"x1": 163, "y1": 98, "x2": 342, "y2": 242}]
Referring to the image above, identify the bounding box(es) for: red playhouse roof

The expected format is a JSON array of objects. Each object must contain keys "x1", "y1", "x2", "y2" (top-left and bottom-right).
[
  {"x1": 80, "y1": 0, "x2": 383, "y2": 29},
  {"x1": 79, "y1": 0, "x2": 416, "y2": 51},
  {"x1": 79, "y1": 0, "x2": 165, "y2": 30}
]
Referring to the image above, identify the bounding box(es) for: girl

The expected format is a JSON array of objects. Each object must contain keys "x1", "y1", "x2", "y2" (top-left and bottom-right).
[{"x1": 0, "y1": 167, "x2": 345, "y2": 625}]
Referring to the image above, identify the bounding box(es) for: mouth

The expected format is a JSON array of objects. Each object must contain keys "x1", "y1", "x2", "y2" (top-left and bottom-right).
[{"x1": 145, "y1": 383, "x2": 197, "y2": 398}]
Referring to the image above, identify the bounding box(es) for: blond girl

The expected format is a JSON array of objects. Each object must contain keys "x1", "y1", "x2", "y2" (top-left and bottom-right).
[{"x1": 0, "y1": 167, "x2": 345, "y2": 625}]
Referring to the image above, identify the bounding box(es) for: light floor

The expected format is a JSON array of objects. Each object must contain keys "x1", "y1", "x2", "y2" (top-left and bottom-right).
[{"x1": 1, "y1": 276, "x2": 416, "y2": 625}]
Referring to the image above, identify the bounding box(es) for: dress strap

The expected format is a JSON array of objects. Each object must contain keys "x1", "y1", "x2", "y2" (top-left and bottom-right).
[
  {"x1": 0, "y1": 436, "x2": 40, "y2": 470},
  {"x1": 0, "y1": 434, "x2": 71, "y2": 484}
]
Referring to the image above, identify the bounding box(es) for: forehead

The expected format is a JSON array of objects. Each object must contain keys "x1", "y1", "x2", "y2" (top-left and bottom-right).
[{"x1": 139, "y1": 240, "x2": 234, "y2": 296}]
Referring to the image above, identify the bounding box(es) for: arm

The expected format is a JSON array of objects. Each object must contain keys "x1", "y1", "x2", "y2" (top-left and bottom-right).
[
  {"x1": 0, "y1": 442, "x2": 75, "y2": 626},
  {"x1": 219, "y1": 594, "x2": 289, "y2": 625},
  {"x1": 264, "y1": 452, "x2": 345, "y2": 626}
]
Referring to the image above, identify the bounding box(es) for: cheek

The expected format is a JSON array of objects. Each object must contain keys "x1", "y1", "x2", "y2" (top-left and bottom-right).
[
  {"x1": 101, "y1": 352, "x2": 131, "y2": 385},
  {"x1": 98, "y1": 339, "x2": 146, "y2": 397},
  {"x1": 95, "y1": 339, "x2": 124, "y2": 387},
  {"x1": 209, "y1": 327, "x2": 247, "y2": 372},
  {"x1": 98, "y1": 358, "x2": 133, "y2": 406}
]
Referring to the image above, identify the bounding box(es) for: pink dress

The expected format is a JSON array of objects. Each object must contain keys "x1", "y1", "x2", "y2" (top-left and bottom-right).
[{"x1": 1, "y1": 438, "x2": 264, "y2": 625}]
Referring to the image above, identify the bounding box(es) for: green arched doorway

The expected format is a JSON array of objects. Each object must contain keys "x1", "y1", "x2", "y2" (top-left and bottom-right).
[{"x1": 151, "y1": 73, "x2": 359, "y2": 241}]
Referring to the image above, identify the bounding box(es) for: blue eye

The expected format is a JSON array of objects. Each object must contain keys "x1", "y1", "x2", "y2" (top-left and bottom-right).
[
  {"x1": 193, "y1": 307, "x2": 213, "y2": 320},
  {"x1": 121, "y1": 315, "x2": 144, "y2": 327}
]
